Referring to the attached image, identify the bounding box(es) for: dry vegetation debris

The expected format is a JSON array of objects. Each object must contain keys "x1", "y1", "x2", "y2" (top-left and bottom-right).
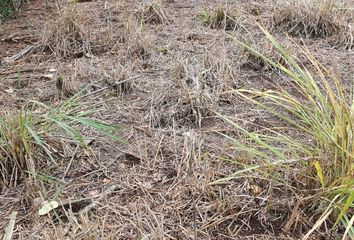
[
  {"x1": 139, "y1": 1, "x2": 169, "y2": 25},
  {"x1": 271, "y1": 0, "x2": 353, "y2": 49},
  {"x1": 240, "y1": 40, "x2": 293, "y2": 72},
  {"x1": 198, "y1": 6, "x2": 243, "y2": 30},
  {"x1": 40, "y1": 5, "x2": 91, "y2": 58},
  {"x1": 0, "y1": 0, "x2": 353, "y2": 239}
]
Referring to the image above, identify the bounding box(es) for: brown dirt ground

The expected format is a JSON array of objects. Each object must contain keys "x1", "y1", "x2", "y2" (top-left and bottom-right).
[{"x1": 0, "y1": 0, "x2": 353, "y2": 239}]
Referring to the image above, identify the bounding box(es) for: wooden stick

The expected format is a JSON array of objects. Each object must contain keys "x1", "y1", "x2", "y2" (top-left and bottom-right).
[
  {"x1": 79, "y1": 74, "x2": 142, "y2": 99},
  {"x1": 3, "y1": 44, "x2": 39, "y2": 63},
  {"x1": 2, "y1": 211, "x2": 17, "y2": 240},
  {"x1": 79, "y1": 185, "x2": 118, "y2": 215},
  {"x1": 61, "y1": 144, "x2": 79, "y2": 181}
]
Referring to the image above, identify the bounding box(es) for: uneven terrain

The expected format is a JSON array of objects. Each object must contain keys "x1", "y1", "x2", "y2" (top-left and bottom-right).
[{"x1": 0, "y1": 0, "x2": 353, "y2": 239}]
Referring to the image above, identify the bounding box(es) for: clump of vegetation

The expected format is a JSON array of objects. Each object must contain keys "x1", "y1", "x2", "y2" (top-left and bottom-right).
[
  {"x1": 139, "y1": 2, "x2": 169, "y2": 25},
  {"x1": 272, "y1": 0, "x2": 338, "y2": 37},
  {"x1": 0, "y1": 97, "x2": 122, "y2": 187},
  {"x1": 272, "y1": 0, "x2": 353, "y2": 48},
  {"x1": 197, "y1": 7, "x2": 240, "y2": 30},
  {"x1": 0, "y1": 0, "x2": 26, "y2": 19},
  {"x1": 241, "y1": 40, "x2": 292, "y2": 72},
  {"x1": 123, "y1": 16, "x2": 151, "y2": 59},
  {"x1": 202, "y1": 49, "x2": 236, "y2": 93},
  {"x1": 104, "y1": 64, "x2": 134, "y2": 96},
  {"x1": 219, "y1": 25, "x2": 354, "y2": 238},
  {"x1": 41, "y1": 4, "x2": 90, "y2": 58},
  {"x1": 172, "y1": 58, "x2": 221, "y2": 127}
]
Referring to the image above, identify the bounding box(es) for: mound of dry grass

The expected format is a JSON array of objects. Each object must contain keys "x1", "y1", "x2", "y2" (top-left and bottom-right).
[
  {"x1": 123, "y1": 16, "x2": 152, "y2": 59},
  {"x1": 152, "y1": 56, "x2": 228, "y2": 128},
  {"x1": 41, "y1": 5, "x2": 90, "y2": 58},
  {"x1": 104, "y1": 64, "x2": 134, "y2": 96},
  {"x1": 139, "y1": 2, "x2": 169, "y2": 25},
  {"x1": 272, "y1": 0, "x2": 353, "y2": 49},
  {"x1": 197, "y1": 7, "x2": 242, "y2": 30},
  {"x1": 241, "y1": 40, "x2": 293, "y2": 72}
]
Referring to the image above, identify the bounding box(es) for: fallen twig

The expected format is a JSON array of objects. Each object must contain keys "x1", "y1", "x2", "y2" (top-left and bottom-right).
[
  {"x1": 61, "y1": 144, "x2": 79, "y2": 181},
  {"x1": 3, "y1": 44, "x2": 39, "y2": 63},
  {"x1": 2, "y1": 211, "x2": 17, "y2": 240},
  {"x1": 79, "y1": 74, "x2": 142, "y2": 99},
  {"x1": 79, "y1": 185, "x2": 118, "y2": 215}
]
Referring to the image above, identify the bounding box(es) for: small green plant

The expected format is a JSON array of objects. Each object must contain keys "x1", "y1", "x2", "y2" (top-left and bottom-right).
[
  {"x1": 197, "y1": 7, "x2": 239, "y2": 30},
  {"x1": 0, "y1": 0, "x2": 26, "y2": 19},
  {"x1": 0, "y1": 94, "x2": 123, "y2": 186},
  {"x1": 217, "y1": 25, "x2": 353, "y2": 238}
]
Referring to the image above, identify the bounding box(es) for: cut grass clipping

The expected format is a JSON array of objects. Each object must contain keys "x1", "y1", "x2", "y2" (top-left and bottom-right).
[
  {"x1": 0, "y1": 95, "x2": 123, "y2": 187},
  {"x1": 217, "y1": 25, "x2": 353, "y2": 238}
]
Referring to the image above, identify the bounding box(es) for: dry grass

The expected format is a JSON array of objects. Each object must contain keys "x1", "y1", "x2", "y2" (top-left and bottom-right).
[
  {"x1": 1, "y1": 0, "x2": 353, "y2": 238},
  {"x1": 0, "y1": 110, "x2": 36, "y2": 186},
  {"x1": 198, "y1": 6, "x2": 242, "y2": 30},
  {"x1": 138, "y1": 1, "x2": 169, "y2": 25},
  {"x1": 240, "y1": 40, "x2": 293, "y2": 72},
  {"x1": 104, "y1": 64, "x2": 134, "y2": 96},
  {"x1": 272, "y1": 0, "x2": 353, "y2": 49},
  {"x1": 123, "y1": 15, "x2": 151, "y2": 59},
  {"x1": 40, "y1": 4, "x2": 90, "y2": 58}
]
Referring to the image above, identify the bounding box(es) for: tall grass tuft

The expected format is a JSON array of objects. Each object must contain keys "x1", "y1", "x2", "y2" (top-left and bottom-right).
[
  {"x1": 197, "y1": 7, "x2": 239, "y2": 30},
  {"x1": 0, "y1": 95, "x2": 123, "y2": 187},
  {"x1": 217, "y1": 25, "x2": 353, "y2": 238}
]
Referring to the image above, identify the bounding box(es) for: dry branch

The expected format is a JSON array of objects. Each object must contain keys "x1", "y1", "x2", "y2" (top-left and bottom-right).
[
  {"x1": 3, "y1": 44, "x2": 39, "y2": 63},
  {"x1": 2, "y1": 211, "x2": 17, "y2": 240}
]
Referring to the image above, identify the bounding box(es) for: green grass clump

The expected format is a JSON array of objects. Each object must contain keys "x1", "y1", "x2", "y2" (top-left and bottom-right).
[
  {"x1": 0, "y1": 95, "x2": 123, "y2": 186},
  {"x1": 217, "y1": 25, "x2": 353, "y2": 238},
  {"x1": 0, "y1": 0, "x2": 26, "y2": 19}
]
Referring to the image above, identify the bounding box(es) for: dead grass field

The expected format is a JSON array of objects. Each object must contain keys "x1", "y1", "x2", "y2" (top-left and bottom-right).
[{"x1": 0, "y1": 0, "x2": 353, "y2": 239}]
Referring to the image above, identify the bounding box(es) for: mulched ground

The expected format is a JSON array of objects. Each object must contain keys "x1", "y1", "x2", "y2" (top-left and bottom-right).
[{"x1": 0, "y1": 0, "x2": 353, "y2": 239}]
